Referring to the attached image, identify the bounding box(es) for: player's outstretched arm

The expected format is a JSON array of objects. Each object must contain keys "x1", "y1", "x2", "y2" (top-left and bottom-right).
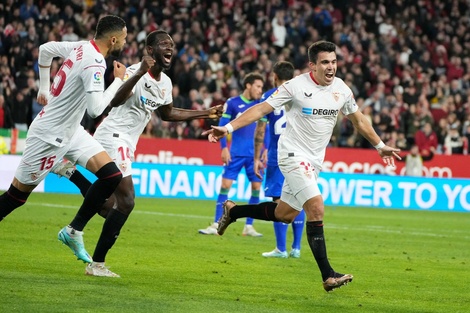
[
  {"x1": 348, "y1": 110, "x2": 401, "y2": 167},
  {"x1": 203, "y1": 101, "x2": 274, "y2": 142},
  {"x1": 158, "y1": 103, "x2": 223, "y2": 121}
]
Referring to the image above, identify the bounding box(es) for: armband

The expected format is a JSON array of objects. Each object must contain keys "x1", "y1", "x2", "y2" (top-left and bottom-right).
[
  {"x1": 374, "y1": 141, "x2": 385, "y2": 150},
  {"x1": 225, "y1": 123, "x2": 234, "y2": 134}
]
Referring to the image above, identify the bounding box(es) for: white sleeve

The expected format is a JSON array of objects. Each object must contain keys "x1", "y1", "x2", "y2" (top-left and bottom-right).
[
  {"x1": 165, "y1": 80, "x2": 173, "y2": 105},
  {"x1": 265, "y1": 83, "x2": 293, "y2": 110},
  {"x1": 38, "y1": 41, "x2": 88, "y2": 97},
  {"x1": 85, "y1": 78, "x2": 124, "y2": 118},
  {"x1": 38, "y1": 41, "x2": 88, "y2": 66},
  {"x1": 341, "y1": 85, "x2": 359, "y2": 116}
]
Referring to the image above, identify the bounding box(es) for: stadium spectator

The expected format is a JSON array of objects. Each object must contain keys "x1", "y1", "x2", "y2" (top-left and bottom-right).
[
  {"x1": 19, "y1": 0, "x2": 39, "y2": 21},
  {"x1": 0, "y1": 95, "x2": 14, "y2": 129},
  {"x1": 444, "y1": 125, "x2": 467, "y2": 155},
  {"x1": 10, "y1": 89, "x2": 32, "y2": 131},
  {"x1": 62, "y1": 22, "x2": 79, "y2": 42},
  {"x1": 435, "y1": 117, "x2": 449, "y2": 154},
  {"x1": 172, "y1": 85, "x2": 190, "y2": 110},
  {"x1": 1, "y1": 0, "x2": 470, "y2": 147},
  {"x1": 402, "y1": 144, "x2": 434, "y2": 176},
  {"x1": 271, "y1": 9, "x2": 287, "y2": 53},
  {"x1": 415, "y1": 122, "x2": 438, "y2": 157}
]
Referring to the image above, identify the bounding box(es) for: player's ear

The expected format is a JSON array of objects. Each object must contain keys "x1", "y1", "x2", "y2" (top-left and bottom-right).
[
  {"x1": 308, "y1": 61, "x2": 316, "y2": 71},
  {"x1": 111, "y1": 36, "x2": 116, "y2": 45},
  {"x1": 146, "y1": 46, "x2": 153, "y2": 55}
]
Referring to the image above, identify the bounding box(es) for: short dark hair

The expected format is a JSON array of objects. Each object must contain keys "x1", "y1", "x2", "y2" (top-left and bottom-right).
[
  {"x1": 243, "y1": 72, "x2": 264, "y2": 89},
  {"x1": 146, "y1": 30, "x2": 170, "y2": 47},
  {"x1": 94, "y1": 15, "x2": 126, "y2": 39},
  {"x1": 308, "y1": 41, "x2": 337, "y2": 63},
  {"x1": 273, "y1": 61, "x2": 295, "y2": 81}
]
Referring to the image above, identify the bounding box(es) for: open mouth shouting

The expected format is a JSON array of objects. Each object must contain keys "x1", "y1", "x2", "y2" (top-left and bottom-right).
[{"x1": 163, "y1": 51, "x2": 172, "y2": 63}]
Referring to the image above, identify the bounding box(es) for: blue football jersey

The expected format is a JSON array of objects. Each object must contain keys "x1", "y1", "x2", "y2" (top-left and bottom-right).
[
  {"x1": 219, "y1": 95, "x2": 261, "y2": 157},
  {"x1": 261, "y1": 88, "x2": 286, "y2": 166}
]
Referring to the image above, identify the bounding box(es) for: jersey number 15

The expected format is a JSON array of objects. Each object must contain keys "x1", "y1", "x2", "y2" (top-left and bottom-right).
[{"x1": 50, "y1": 59, "x2": 74, "y2": 97}]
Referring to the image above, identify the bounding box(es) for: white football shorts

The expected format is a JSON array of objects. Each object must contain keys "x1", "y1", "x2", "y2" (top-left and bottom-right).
[
  {"x1": 16, "y1": 127, "x2": 105, "y2": 185},
  {"x1": 278, "y1": 155, "x2": 321, "y2": 211},
  {"x1": 94, "y1": 132, "x2": 133, "y2": 178}
]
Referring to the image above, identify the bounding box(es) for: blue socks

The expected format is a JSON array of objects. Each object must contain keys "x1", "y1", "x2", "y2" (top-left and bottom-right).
[
  {"x1": 273, "y1": 210, "x2": 305, "y2": 252},
  {"x1": 214, "y1": 188, "x2": 229, "y2": 222},
  {"x1": 245, "y1": 189, "x2": 260, "y2": 225}
]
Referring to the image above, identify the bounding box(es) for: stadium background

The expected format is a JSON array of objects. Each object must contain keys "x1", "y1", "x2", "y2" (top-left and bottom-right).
[{"x1": 0, "y1": 0, "x2": 469, "y2": 213}]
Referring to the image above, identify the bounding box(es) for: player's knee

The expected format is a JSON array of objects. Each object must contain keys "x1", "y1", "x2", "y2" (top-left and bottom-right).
[
  {"x1": 117, "y1": 193, "x2": 135, "y2": 215},
  {"x1": 95, "y1": 162, "x2": 122, "y2": 189},
  {"x1": 275, "y1": 210, "x2": 296, "y2": 224}
]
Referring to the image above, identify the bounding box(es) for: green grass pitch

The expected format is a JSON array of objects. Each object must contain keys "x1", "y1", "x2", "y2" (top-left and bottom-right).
[{"x1": 0, "y1": 192, "x2": 468, "y2": 313}]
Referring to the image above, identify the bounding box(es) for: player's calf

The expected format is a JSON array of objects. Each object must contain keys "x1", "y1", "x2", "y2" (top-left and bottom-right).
[{"x1": 0, "y1": 185, "x2": 31, "y2": 221}]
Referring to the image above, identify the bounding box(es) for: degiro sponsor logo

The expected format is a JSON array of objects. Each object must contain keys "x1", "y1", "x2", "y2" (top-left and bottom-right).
[
  {"x1": 140, "y1": 96, "x2": 160, "y2": 109},
  {"x1": 302, "y1": 107, "x2": 339, "y2": 116}
]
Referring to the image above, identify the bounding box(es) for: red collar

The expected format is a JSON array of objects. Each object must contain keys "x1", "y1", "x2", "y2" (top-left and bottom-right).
[
  {"x1": 309, "y1": 71, "x2": 319, "y2": 85},
  {"x1": 90, "y1": 40, "x2": 100, "y2": 53}
]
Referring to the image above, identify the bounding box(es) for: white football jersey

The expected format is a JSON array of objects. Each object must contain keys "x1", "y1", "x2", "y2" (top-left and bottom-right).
[
  {"x1": 28, "y1": 41, "x2": 106, "y2": 146},
  {"x1": 266, "y1": 72, "x2": 358, "y2": 170},
  {"x1": 94, "y1": 63, "x2": 173, "y2": 151}
]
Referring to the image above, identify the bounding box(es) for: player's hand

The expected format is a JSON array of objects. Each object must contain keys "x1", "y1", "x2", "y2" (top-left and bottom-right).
[
  {"x1": 260, "y1": 149, "x2": 268, "y2": 167},
  {"x1": 207, "y1": 105, "x2": 223, "y2": 119},
  {"x1": 37, "y1": 90, "x2": 49, "y2": 106},
  {"x1": 254, "y1": 159, "x2": 265, "y2": 179},
  {"x1": 221, "y1": 147, "x2": 231, "y2": 165},
  {"x1": 202, "y1": 125, "x2": 229, "y2": 142},
  {"x1": 137, "y1": 56, "x2": 155, "y2": 75},
  {"x1": 378, "y1": 146, "x2": 401, "y2": 167},
  {"x1": 113, "y1": 61, "x2": 126, "y2": 80}
]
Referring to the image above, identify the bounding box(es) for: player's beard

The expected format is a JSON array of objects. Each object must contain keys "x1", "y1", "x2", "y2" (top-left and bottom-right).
[
  {"x1": 157, "y1": 56, "x2": 172, "y2": 71},
  {"x1": 109, "y1": 47, "x2": 123, "y2": 59}
]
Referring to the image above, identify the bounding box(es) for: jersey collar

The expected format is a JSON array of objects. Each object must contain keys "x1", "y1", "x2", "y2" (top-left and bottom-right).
[
  {"x1": 309, "y1": 71, "x2": 320, "y2": 85},
  {"x1": 90, "y1": 40, "x2": 100, "y2": 53},
  {"x1": 147, "y1": 70, "x2": 161, "y2": 81},
  {"x1": 240, "y1": 94, "x2": 252, "y2": 103}
]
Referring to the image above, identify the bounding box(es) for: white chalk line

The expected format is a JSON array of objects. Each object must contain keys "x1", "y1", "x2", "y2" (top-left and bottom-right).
[{"x1": 26, "y1": 202, "x2": 469, "y2": 239}]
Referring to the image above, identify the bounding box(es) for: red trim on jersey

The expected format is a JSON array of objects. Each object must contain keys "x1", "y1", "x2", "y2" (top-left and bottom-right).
[
  {"x1": 83, "y1": 65, "x2": 106, "y2": 70},
  {"x1": 147, "y1": 70, "x2": 161, "y2": 81},
  {"x1": 90, "y1": 40, "x2": 101, "y2": 53},
  {"x1": 309, "y1": 72, "x2": 319, "y2": 85},
  {"x1": 280, "y1": 84, "x2": 293, "y2": 96}
]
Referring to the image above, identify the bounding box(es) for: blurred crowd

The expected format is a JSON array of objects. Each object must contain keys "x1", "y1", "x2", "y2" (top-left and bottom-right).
[{"x1": 1, "y1": 0, "x2": 470, "y2": 156}]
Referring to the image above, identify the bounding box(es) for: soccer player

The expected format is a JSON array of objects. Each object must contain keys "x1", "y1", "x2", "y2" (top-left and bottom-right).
[
  {"x1": 52, "y1": 30, "x2": 223, "y2": 276},
  {"x1": 198, "y1": 72, "x2": 265, "y2": 236},
  {"x1": 203, "y1": 41, "x2": 401, "y2": 292},
  {"x1": 253, "y1": 61, "x2": 305, "y2": 259},
  {"x1": 0, "y1": 15, "x2": 128, "y2": 265}
]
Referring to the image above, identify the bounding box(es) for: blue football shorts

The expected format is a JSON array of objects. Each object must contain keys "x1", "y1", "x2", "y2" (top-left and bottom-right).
[
  {"x1": 222, "y1": 156, "x2": 262, "y2": 183},
  {"x1": 264, "y1": 164, "x2": 284, "y2": 198}
]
